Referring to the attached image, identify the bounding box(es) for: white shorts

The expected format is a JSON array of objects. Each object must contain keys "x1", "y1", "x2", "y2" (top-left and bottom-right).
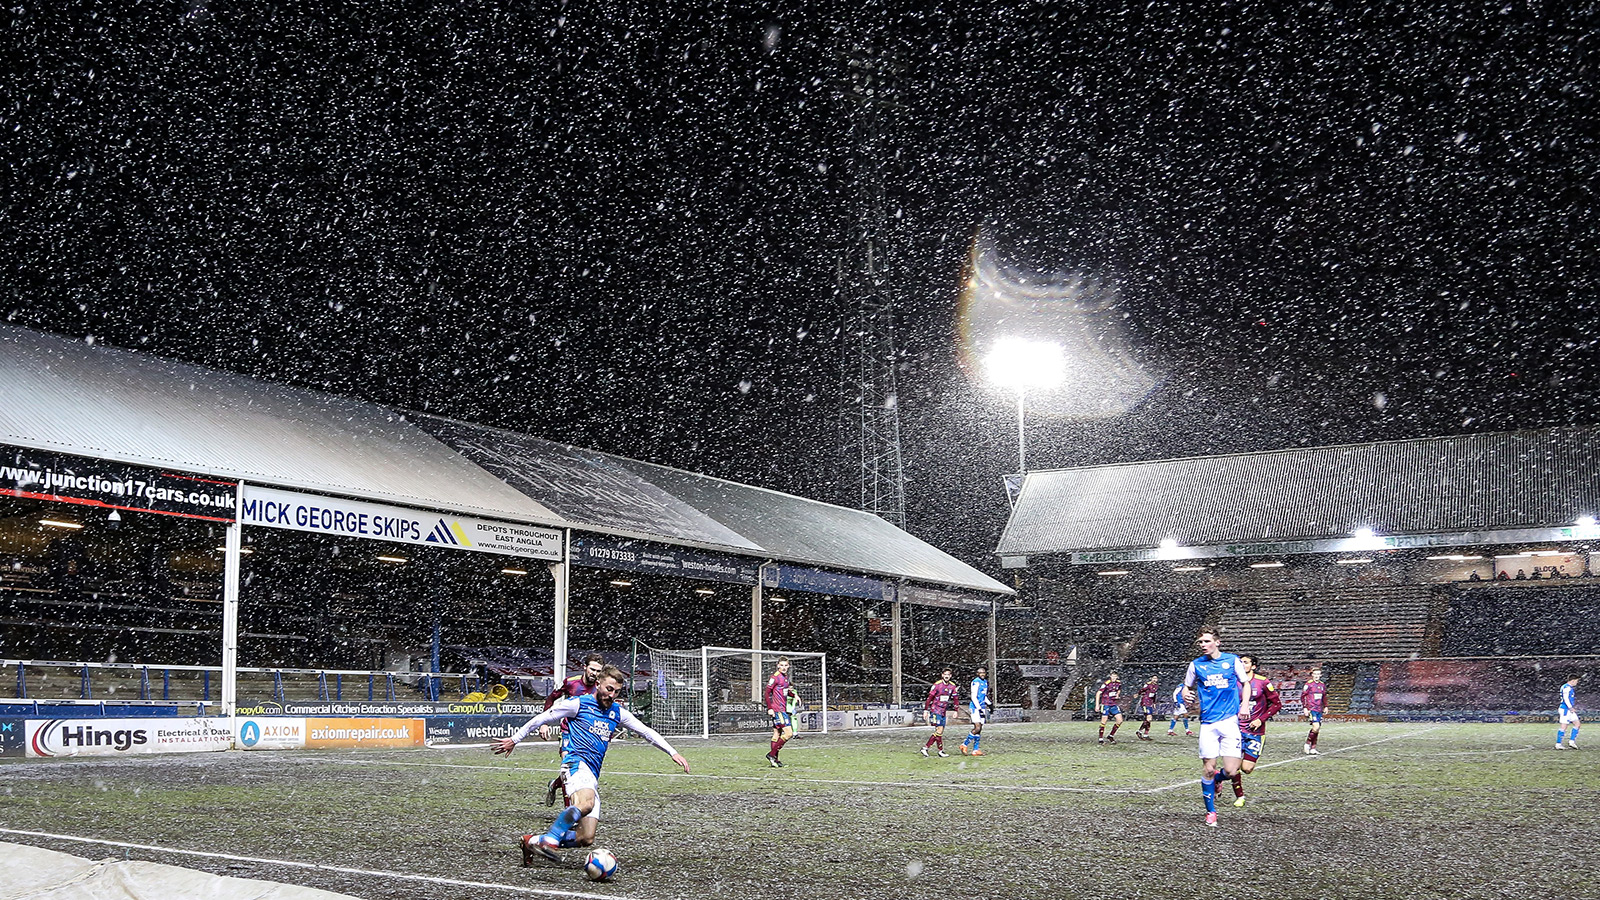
[
  {"x1": 1196, "y1": 718, "x2": 1242, "y2": 760},
  {"x1": 1560, "y1": 711, "x2": 1581, "y2": 726},
  {"x1": 562, "y1": 759, "x2": 601, "y2": 821},
  {"x1": 969, "y1": 706, "x2": 987, "y2": 726}
]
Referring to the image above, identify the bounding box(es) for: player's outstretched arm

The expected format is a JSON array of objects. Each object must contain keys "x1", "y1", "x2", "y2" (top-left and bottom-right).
[{"x1": 492, "y1": 697, "x2": 580, "y2": 756}]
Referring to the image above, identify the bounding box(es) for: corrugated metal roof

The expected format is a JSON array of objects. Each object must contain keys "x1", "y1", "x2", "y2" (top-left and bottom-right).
[
  {"x1": 0, "y1": 325, "x2": 565, "y2": 524},
  {"x1": 0, "y1": 326, "x2": 1011, "y2": 595},
  {"x1": 997, "y1": 427, "x2": 1600, "y2": 556},
  {"x1": 413, "y1": 414, "x2": 1013, "y2": 595}
]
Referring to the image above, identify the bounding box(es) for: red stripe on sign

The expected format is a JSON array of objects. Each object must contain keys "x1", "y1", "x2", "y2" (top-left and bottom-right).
[{"x1": 0, "y1": 488, "x2": 235, "y2": 523}]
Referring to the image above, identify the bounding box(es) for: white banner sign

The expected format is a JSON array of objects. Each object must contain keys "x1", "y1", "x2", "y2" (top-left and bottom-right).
[
  {"x1": 26, "y1": 717, "x2": 232, "y2": 758},
  {"x1": 235, "y1": 717, "x2": 308, "y2": 751},
  {"x1": 240, "y1": 485, "x2": 563, "y2": 560}
]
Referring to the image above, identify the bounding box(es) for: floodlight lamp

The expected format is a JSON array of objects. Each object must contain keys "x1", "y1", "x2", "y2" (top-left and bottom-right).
[{"x1": 985, "y1": 337, "x2": 1066, "y2": 391}]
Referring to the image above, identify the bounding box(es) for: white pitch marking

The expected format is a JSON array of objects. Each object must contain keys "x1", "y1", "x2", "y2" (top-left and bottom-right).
[
  {"x1": 1137, "y1": 725, "x2": 1444, "y2": 793},
  {"x1": 329, "y1": 757, "x2": 1152, "y2": 795},
  {"x1": 0, "y1": 827, "x2": 649, "y2": 900}
]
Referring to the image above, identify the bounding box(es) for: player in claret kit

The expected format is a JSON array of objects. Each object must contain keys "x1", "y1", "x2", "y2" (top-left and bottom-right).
[
  {"x1": 1228, "y1": 654, "x2": 1282, "y2": 807},
  {"x1": 1182, "y1": 628, "x2": 1250, "y2": 827},
  {"x1": 960, "y1": 666, "x2": 991, "y2": 755},
  {"x1": 495, "y1": 665, "x2": 690, "y2": 866},
  {"x1": 764, "y1": 658, "x2": 794, "y2": 767},
  {"x1": 539, "y1": 653, "x2": 605, "y2": 806},
  {"x1": 1166, "y1": 683, "x2": 1195, "y2": 737},
  {"x1": 1096, "y1": 672, "x2": 1124, "y2": 744},
  {"x1": 921, "y1": 668, "x2": 961, "y2": 757},
  {"x1": 1134, "y1": 675, "x2": 1161, "y2": 741},
  {"x1": 1557, "y1": 675, "x2": 1580, "y2": 749},
  {"x1": 1301, "y1": 669, "x2": 1328, "y2": 755}
]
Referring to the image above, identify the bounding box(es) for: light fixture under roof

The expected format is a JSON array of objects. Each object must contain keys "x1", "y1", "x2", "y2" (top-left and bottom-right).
[
  {"x1": 1172, "y1": 565, "x2": 1206, "y2": 572},
  {"x1": 695, "y1": 588, "x2": 715, "y2": 595},
  {"x1": 216, "y1": 546, "x2": 255, "y2": 555},
  {"x1": 377, "y1": 555, "x2": 408, "y2": 564},
  {"x1": 1249, "y1": 561, "x2": 1286, "y2": 569},
  {"x1": 39, "y1": 519, "x2": 83, "y2": 530},
  {"x1": 501, "y1": 568, "x2": 528, "y2": 576},
  {"x1": 609, "y1": 580, "x2": 633, "y2": 587},
  {"x1": 1096, "y1": 569, "x2": 1131, "y2": 577},
  {"x1": 1334, "y1": 558, "x2": 1372, "y2": 565}
]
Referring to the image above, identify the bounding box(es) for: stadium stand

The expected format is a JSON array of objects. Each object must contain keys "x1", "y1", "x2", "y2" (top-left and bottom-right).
[
  {"x1": 1214, "y1": 585, "x2": 1433, "y2": 661},
  {"x1": 1440, "y1": 585, "x2": 1600, "y2": 656}
]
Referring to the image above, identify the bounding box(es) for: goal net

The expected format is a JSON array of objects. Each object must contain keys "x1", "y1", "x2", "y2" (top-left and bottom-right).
[{"x1": 637, "y1": 644, "x2": 827, "y2": 738}]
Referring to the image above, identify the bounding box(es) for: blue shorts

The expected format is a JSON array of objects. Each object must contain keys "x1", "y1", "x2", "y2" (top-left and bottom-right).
[
  {"x1": 1102, "y1": 705, "x2": 1122, "y2": 717},
  {"x1": 771, "y1": 711, "x2": 792, "y2": 729},
  {"x1": 928, "y1": 712, "x2": 947, "y2": 727},
  {"x1": 1241, "y1": 730, "x2": 1264, "y2": 762},
  {"x1": 1308, "y1": 710, "x2": 1323, "y2": 724},
  {"x1": 1139, "y1": 705, "x2": 1155, "y2": 717}
]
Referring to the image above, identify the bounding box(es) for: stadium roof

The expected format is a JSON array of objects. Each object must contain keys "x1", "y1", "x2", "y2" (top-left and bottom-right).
[
  {"x1": 997, "y1": 427, "x2": 1600, "y2": 563},
  {"x1": 0, "y1": 325, "x2": 1010, "y2": 595}
]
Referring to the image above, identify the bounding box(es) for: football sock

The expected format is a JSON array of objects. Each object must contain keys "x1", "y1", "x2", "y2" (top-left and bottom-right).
[
  {"x1": 1202, "y1": 776, "x2": 1217, "y2": 813},
  {"x1": 558, "y1": 828, "x2": 577, "y2": 847},
  {"x1": 1184, "y1": 718, "x2": 1191, "y2": 730},
  {"x1": 1109, "y1": 722, "x2": 1120, "y2": 736},
  {"x1": 1558, "y1": 728, "x2": 1566, "y2": 744},
  {"x1": 1573, "y1": 727, "x2": 1580, "y2": 742},
  {"x1": 972, "y1": 733, "x2": 981, "y2": 750},
  {"x1": 1098, "y1": 724, "x2": 1105, "y2": 738},
  {"x1": 1231, "y1": 773, "x2": 1244, "y2": 798},
  {"x1": 1309, "y1": 731, "x2": 1319, "y2": 749},
  {"x1": 546, "y1": 805, "x2": 582, "y2": 840},
  {"x1": 924, "y1": 735, "x2": 937, "y2": 748},
  {"x1": 935, "y1": 734, "x2": 944, "y2": 749},
  {"x1": 770, "y1": 739, "x2": 781, "y2": 757}
]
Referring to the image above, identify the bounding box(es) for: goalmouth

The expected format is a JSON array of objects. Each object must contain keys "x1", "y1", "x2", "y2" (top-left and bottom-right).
[{"x1": 636, "y1": 643, "x2": 828, "y2": 739}]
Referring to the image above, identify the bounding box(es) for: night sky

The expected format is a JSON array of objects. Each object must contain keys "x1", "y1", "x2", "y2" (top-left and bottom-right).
[{"x1": 4, "y1": 2, "x2": 1597, "y2": 570}]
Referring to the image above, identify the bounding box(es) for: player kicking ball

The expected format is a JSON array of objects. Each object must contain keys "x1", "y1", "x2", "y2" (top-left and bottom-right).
[
  {"x1": 1182, "y1": 628, "x2": 1249, "y2": 827},
  {"x1": 1229, "y1": 654, "x2": 1282, "y2": 807},
  {"x1": 494, "y1": 665, "x2": 690, "y2": 866}
]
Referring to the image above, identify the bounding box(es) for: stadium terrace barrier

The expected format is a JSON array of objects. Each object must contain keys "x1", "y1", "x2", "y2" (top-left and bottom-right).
[{"x1": 0, "y1": 659, "x2": 508, "y2": 708}]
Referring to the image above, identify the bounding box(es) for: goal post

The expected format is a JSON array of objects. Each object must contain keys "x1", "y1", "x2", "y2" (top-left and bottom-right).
[{"x1": 637, "y1": 642, "x2": 828, "y2": 738}]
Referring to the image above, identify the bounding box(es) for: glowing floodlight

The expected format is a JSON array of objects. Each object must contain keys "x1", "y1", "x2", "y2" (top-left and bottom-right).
[
  {"x1": 985, "y1": 337, "x2": 1067, "y2": 391},
  {"x1": 987, "y1": 337, "x2": 1066, "y2": 473}
]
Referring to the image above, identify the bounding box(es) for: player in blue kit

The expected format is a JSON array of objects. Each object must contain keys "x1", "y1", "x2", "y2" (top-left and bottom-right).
[
  {"x1": 1181, "y1": 628, "x2": 1250, "y2": 828},
  {"x1": 494, "y1": 665, "x2": 690, "y2": 865},
  {"x1": 1557, "y1": 675, "x2": 1580, "y2": 749},
  {"x1": 1166, "y1": 683, "x2": 1195, "y2": 737},
  {"x1": 960, "y1": 666, "x2": 991, "y2": 756}
]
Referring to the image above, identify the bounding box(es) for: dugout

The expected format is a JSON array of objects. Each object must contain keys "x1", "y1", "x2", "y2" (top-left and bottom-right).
[
  {"x1": 996, "y1": 427, "x2": 1600, "y2": 718},
  {"x1": 0, "y1": 325, "x2": 1009, "y2": 742}
]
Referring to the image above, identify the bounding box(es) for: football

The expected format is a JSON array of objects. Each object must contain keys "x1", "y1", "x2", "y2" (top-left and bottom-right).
[{"x1": 584, "y1": 848, "x2": 618, "y2": 882}]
